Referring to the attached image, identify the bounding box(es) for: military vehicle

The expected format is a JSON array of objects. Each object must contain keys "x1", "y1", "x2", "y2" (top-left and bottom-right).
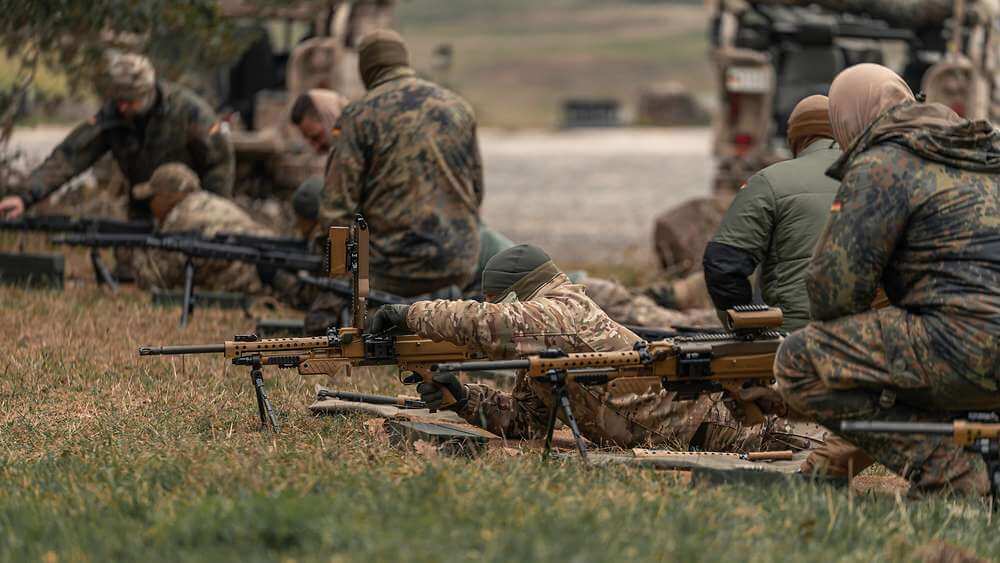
[
  {"x1": 652, "y1": 0, "x2": 997, "y2": 279},
  {"x1": 708, "y1": 0, "x2": 998, "y2": 193},
  {"x1": 215, "y1": 0, "x2": 394, "y2": 208}
]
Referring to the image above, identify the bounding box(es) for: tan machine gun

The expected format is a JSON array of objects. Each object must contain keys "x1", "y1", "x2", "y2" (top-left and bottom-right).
[
  {"x1": 138, "y1": 215, "x2": 475, "y2": 431},
  {"x1": 432, "y1": 305, "x2": 785, "y2": 460}
]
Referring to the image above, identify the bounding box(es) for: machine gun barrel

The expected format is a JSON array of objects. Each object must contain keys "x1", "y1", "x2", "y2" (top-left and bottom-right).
[
  {"x1": 433, "y1": 359, "x2": 530, "y2": 373},
  {"x1": 840, "y1": 421, "x2": 953, "y2": 435},
  {"x1": 138, "y1": 344, "x2": 226, "y2": 356}
]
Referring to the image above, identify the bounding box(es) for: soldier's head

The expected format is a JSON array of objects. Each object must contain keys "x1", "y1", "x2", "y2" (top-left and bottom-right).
[
  {"x1": 291, "y1": 176, "x2": 324, "y2": 237},
  {"x1": 481, "y1": 244, "x2": 561, "y2": 303},
  {"x1": 786, "y1": 95, "x2": 834, "y2": 157},
  {"x1": 133, "y1": 163, "x2": 201, "y2": 222},
  {"x1": 357, "y1": 29, "x2": 409, "y2": 90},
  {"x1": 99, "y1": 52, "x2": 157, "y2": 120},
  {"x1": 829, "y1": 63, "x2": 914, "y2": 148},
  {"x1": 290, "y1": 89, "x2": 349, "y2": 154}
]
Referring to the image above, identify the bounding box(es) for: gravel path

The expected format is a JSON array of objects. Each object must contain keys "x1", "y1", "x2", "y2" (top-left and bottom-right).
[{"x1": 11, "y1": 125, "x2": 714, "y2": 266}]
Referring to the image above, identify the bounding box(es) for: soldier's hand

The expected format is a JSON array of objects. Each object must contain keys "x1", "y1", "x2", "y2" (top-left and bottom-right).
[
  {"x1": 368, "y1": 304, "x2": 411, "y2": 335},
  {"x1": 0, "y1": 195, "x2": 25, "y2": 219},
  {"x1": 732, "y1": 386, "x2": 788, "y2": 419},
  {"x1": 417, "y1": 372, "x2": 467, "y2": 411}
]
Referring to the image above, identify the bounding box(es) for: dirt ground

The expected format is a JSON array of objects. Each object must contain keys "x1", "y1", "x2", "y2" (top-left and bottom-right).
[{"x1": 10, "y1": 125, "x2": 713, "y2": 270}]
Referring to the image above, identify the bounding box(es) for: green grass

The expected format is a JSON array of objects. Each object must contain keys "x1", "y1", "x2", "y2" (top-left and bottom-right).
[{"x1": 0, "y1": 239, "x2": 997, "y2": 561}]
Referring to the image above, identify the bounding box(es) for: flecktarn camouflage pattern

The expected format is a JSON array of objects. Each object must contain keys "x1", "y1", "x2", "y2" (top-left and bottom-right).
[
  {"x1": 320, "y1": 66, "x2": 482, "y2": 296},
  {"x1": 775, "y1": 101, "x2": 1000, "y2": 495},
  {"x1": 18, "y1": 81, "x2": 234, "y2": 219}
]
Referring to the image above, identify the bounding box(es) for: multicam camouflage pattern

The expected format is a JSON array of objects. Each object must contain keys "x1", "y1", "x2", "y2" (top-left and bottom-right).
[
  {"x1": 579, "y1": 274, "x2": 718, "y2": 329},
  {"x1": 775, "y1": 102, "x2": 1000, "y2": 494},
  {"x1": 19, "y1": 82, "x2": 234, "y2": 219},
  {"x1": 320, "y1": 66, "x2": 482, "y2": 295},
  {"x1": 652, "y1": 196, "x2": 729, "y2": 277},
  {"x1": 407, "y1": 272, "x2": 779, "y2": 449},
  {"x1": 134, "y1": 189, "x2": 276, "y2": 293}
]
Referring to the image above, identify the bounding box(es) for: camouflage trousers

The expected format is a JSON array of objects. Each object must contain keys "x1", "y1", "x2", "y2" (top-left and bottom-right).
[
  {"x1": 530, "y1": 380, "x2": 813, "y2": 452},
  {"x1": 580, "y1": 275, "x2": 718, "y2": 330},
  {"x1": 774, "y1": 308, "x2": 1000, "y2": 496}
]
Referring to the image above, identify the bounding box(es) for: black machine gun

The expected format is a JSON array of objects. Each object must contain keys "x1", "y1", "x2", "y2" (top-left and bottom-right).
[
  {"x1": 433, "y1": 305, "x2": 786, "y2": 461},
  {"x1": 841, "y1": 413, "x2": 1000, "y2": 501},
  {"x1": 0, "y1": 214, "x2": 154, "y2": 290},
  {"x1": 53, "y1": 232, "x2": 321, "y2": 326},
  {"x1": 137, "y1": 216, "x2": 478, "y2": 431}
]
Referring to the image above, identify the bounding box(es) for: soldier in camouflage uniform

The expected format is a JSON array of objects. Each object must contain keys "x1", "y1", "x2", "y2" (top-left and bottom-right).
[
  {"x1": 371, "y1": 244, "x2": 809, "y2": 451},
  {"x1": 774, "y1": 64, "x2": 1000, "y2": 496},
  {"x1": 0, "y1": 52, "x2": 234, "y2": 221},
  {"x1": 130, "y1": 164, "x2": 274, "y2": 294},
  {"x1": 318, "y1": 29, "x2": 482, "y2": 297}
]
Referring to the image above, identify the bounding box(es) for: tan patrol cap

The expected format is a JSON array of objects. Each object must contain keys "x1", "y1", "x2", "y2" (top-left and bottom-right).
[{"x1": 132, "y1": 163, "x2": 200, "y2": 200}]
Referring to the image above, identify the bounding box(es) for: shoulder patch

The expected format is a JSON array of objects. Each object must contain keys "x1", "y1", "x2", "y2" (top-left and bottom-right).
[{"x1": 830, "y1": 201, "x2": 842, "y2": 213}]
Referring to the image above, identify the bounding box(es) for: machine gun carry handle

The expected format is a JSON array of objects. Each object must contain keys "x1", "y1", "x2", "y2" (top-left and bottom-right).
[{"x1": 326, "y1": 214, "x2": 370, "y2": 331}]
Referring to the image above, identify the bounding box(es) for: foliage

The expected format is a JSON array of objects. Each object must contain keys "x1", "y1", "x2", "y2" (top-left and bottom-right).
[{"x1": 0, "y1": 0, "x2": 248, "y2": 145}]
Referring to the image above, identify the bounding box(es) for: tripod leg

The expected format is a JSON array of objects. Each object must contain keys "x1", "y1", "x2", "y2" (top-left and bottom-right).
[
  {"x1": 180, "y1": 259, "x2": 195, "y2": 327},
  {"x1": 542, "y1": 397, "x2": 560, "y2": 460},
  {"x1": 556, "y1": 387, "x2": 589, "y2": 463},
  {"x1": 91, "y1": 249, "x2": 119, "y2": 293},
  {"x1": 250, "y1": 366, "x2": 280, "y2": 432}
]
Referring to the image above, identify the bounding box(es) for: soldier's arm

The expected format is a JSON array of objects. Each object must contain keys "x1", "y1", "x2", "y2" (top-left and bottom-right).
[
  {"x1": 18, "y1": 119, "x2": 110, "y2": 208},
  {"x1": 703, "y1": 173, "x2": 775, "y2": 310},
  {"x1": 318, "y1": 113, "x2": 365, "y2": 239},
  {"x1": 807, "y1": 149, "x2": 909, "y2": 320},
  {"x1": 186, "y1": 101, "x2": 234, "y2": 197},
  {"x1": 406, "y1": 297, "x2": 574, "y2": 359}
]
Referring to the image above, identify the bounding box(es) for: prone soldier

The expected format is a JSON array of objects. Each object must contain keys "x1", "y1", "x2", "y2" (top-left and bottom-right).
[
  {"x1": 369, "y1": 244, "x2": 816, "y2": 452},
  {"x1": 129, "y1": 164, "x2": 275, "y2": 294}
]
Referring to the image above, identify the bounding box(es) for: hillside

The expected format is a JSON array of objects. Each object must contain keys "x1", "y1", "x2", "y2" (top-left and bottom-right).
[{"x1": 396, "y1": 0, "x2": 713, "y2": 128}]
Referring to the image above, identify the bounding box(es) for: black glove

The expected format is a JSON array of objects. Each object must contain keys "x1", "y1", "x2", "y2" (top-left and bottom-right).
[
  {"x1": 416, "y1": 372, "x2": 467, "y2": 412},
  {"x1": 368, "y1": 304, "x2": 410, "y2": 335}
]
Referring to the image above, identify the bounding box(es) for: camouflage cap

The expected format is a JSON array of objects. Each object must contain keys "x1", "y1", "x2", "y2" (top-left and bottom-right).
[
  {"x1": 482, "y1": 244, "x2": 560, "y2": 302},
  {"x1": 291, "y1": 176, "x2": 324, "y2": 221},
  {"x1": 132, "y1": 163, "x2": 200, "y2": 200},
  {"x1": 100, "y1": 52, "x2": 155, "y2": 101}
]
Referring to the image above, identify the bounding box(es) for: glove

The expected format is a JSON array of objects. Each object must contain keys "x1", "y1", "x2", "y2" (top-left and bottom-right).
[
  {"x1": 725, "y1": 386, "x2": 788, "y2": 423},
  {"x1": 416, "y1": 372, "x2": 467, "y2": 412},
  {"x1": 368, "y1": 304, "x2": 410, "y2": 335}
]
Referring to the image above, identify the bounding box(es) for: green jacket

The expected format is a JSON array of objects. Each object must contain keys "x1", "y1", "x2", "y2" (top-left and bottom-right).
[
  {"x1": 706, "y1": 139, "x2": 841, "y2": 331},
  {"x1": 18, "y1": 82, "x2": 234, "y2": 219}
]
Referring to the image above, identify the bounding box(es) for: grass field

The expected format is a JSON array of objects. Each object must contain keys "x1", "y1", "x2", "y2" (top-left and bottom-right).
[
  {"x1": 397, "y1": 0, "x2": 713, "y2": 128},
  {"x1": 0, "y1": 239, "x2": 998, "y2": 562}
]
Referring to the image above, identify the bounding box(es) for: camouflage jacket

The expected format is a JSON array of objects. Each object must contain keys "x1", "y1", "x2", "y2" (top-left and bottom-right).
[
  {"x1": 406, "y1": 273, "x2": 715, "y2": 447},
  {"x1": 811, "y1": 102, "x2": 1000, "y2": 388},
  {"x1": 19, "y1": 82, "x2": 234, "y2": 218},
  {"x1": 134, "y1": 191, "x2": 273, "y2": 293},
  {"x1": 320, "y1": 67, "x2": 482, "y2": 293}
]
